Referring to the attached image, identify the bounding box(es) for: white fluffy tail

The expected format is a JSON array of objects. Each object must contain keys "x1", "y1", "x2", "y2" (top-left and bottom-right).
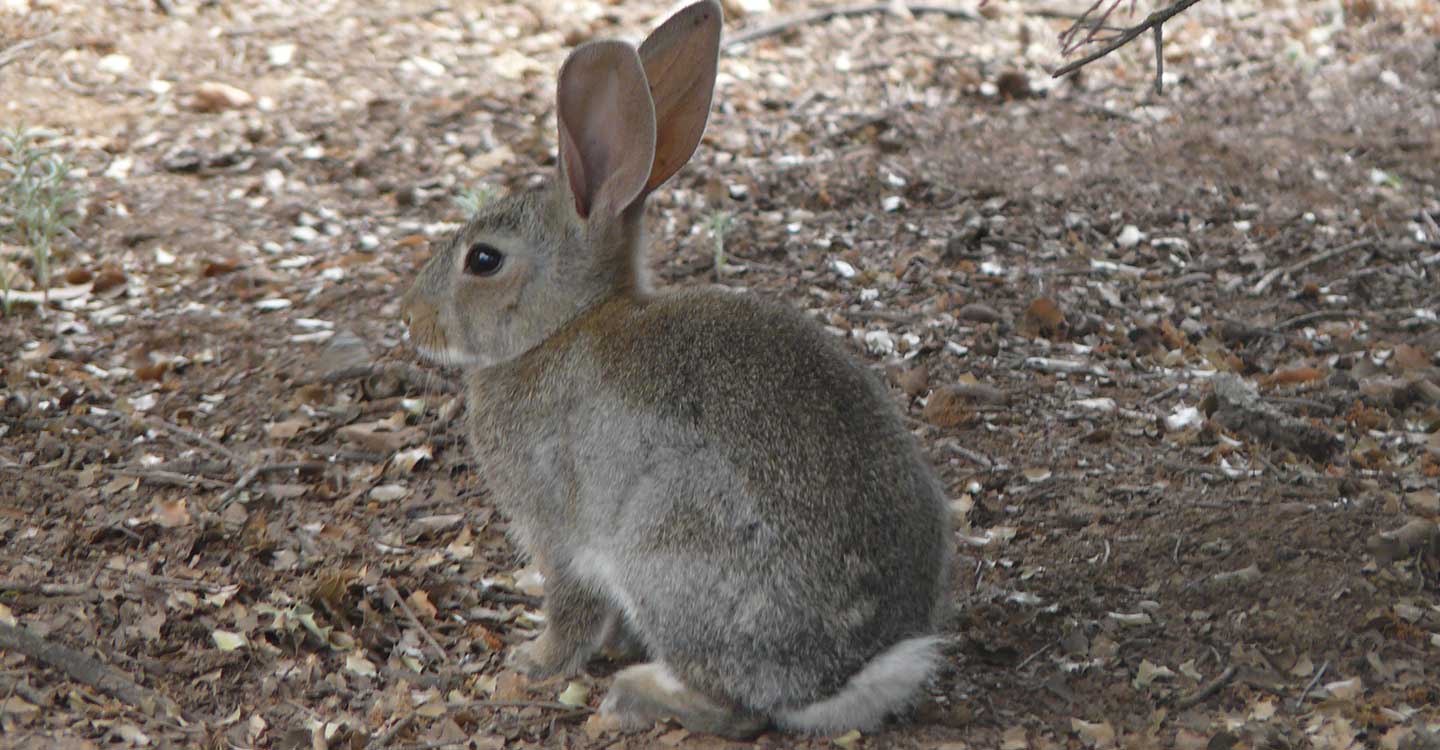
[{"x1": 774, "y1": 636, "x2": 944, "y2": 734}]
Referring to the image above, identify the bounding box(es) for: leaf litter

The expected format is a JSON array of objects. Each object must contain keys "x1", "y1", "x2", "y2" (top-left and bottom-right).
[{"x1": 1, "y1": 0, "x2": 1439, "y2": 747}]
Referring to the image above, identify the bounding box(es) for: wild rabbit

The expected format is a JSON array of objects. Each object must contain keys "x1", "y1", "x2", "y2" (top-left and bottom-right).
[{"x1": 400, "y1": 0, "x2": 951, "y2": 737}]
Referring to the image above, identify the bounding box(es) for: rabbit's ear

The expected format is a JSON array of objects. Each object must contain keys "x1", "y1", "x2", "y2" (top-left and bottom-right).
[
  {"x1": 557, "y1": 41, "x2": 658, "y2": 221},
  {"x1": 638, "y1": 0, "x2": 722, "y2": 196}
]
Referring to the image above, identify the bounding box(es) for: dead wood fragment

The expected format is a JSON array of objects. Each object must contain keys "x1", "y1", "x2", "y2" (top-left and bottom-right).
[
  {"x1": 1051, "y1": 0, "x2": 1205, "y2": 94},
  {"x1": 1366, "y1": 518, "x2": 1440, "y2": 565},
  {"x1": 380, "y1": 582, "x2": 452, "y2": 665},
  {"x1": 1209, "y1": 374, "x2": 1339, "y2": 461},
  {"x1": 1174, "y1": 664, "x2": 1235, "y2": 709},
  {"x1": 0, "y1": 622, "x2": 182, "y2": 718},
  {"x1": 310, "y1": 363, "x2": 458, "y2": 396},
  {"x1": 723, "y1": 3, "x2": 977, "y2": 50}
]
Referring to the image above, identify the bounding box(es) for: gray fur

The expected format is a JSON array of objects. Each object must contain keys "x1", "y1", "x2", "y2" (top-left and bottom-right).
[{"x1": 400, "y1": 0, "x2": 951, "y2": 737}]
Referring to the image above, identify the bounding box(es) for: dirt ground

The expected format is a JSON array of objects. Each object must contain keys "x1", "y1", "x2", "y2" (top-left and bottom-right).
[{"x1": 3, "y1": 0, "x2": 1440, "y2": 748}]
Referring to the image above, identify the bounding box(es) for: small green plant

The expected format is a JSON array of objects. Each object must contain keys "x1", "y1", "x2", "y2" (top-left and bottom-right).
[
  {"x1": 451, "y1": 184, "x2": 498, "y2": 217},
  {"x1": 704, "y1": 211, "x2": 733, "y2": 277},
  {"x1": 0, "y1": 127, "x2": 83, "y2": 314}
]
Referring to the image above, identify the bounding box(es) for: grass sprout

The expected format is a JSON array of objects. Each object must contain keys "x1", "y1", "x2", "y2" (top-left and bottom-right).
[{"x1": 1, "y1": 127, "x2": 83, "y2": 314}]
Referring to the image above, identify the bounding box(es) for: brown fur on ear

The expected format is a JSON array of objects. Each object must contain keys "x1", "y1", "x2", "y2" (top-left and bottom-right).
[
  {"x1": 638, "y1": 0, "x2": 722, "y2": 197},
  {"x1": 557, "y1": 41, "x2": 658, "y2": 220}
]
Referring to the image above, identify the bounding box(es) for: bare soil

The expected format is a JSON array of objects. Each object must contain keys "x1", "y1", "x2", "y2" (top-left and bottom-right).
[{"x1": 2, "y1": 1, "x2": 1439, "y2": 748}]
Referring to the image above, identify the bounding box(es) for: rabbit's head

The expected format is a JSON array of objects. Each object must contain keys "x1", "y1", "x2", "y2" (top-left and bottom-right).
[{"x1": 402, "y1": 1, "x2": 722, "y2": 369}]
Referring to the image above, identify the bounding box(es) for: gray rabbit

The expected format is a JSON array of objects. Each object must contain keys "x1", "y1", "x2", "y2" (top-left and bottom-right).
[{"x1": 400, "y1": 0, "x2": 951, "y2": 737}]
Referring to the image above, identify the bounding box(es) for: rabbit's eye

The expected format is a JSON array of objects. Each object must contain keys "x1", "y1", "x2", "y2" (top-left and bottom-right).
[{"x1": 464, "y1": 242, "x2": 504, "y2": 276}]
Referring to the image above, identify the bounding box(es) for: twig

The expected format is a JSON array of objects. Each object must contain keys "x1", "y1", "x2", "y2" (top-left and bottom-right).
[
  {"x1": 218, "y1": 461, "x2": 326, "y2": 503},
  {"x1": 1276, "y1": 309, "x2": 1364, "y2": 331},
  {"x1": 1254, "y1": 238, "x2": 1375, "y2": 294},
  {"x1": 1051, "y1": 0, "x2": 1205, "y2": 94},
  {"x1": 723, "y1": 3, "x2": 977, "y2": 50},
  {"x1": 1294, "y1": 659, "x2": 1329, "y2": 709},
  {"x1": 307, "y1": 363, "x2": 458, "y2": 395},
  {"x1": 450, "y1": 699, "x2": 593, "y2": 714},
  {"x1": 0, "y1": 32, "x2": 65, "y2": 71},
  {"x1": 366, "y1": 713, "x2": 414, "y2": 750},
  {"x1": 1174, "y1": 664, "x2": 1235, "y2": 709},
  {"x1": 114, "y1": 468, "x2": 231, "y2": 490},
  {"x1": 939, "y1": 440, "x2": 994, "y2": 468},
  {"x1": 0, "y1": 622, "x2": 183, "y2": 718},
  {"x1": 381, "y1": 583, "x2": 452, "y2": 665},
  {"x1": 1016, "y1": 638, "x2": 1059, "y2": 670},
  {"x1": 0, "y1": 581, "x2": 96, "y2": 598},
  {"x1": 144, "y1": 417, "x2": 246, "y2": 466},
  {"x1": 225, "y1": 4, "x2": 451, "y2": 36}
]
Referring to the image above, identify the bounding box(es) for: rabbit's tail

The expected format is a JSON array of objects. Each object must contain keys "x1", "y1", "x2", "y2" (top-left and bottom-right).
[{"x1": 774, "y1": 635, "x2": 943, "y2": 734}]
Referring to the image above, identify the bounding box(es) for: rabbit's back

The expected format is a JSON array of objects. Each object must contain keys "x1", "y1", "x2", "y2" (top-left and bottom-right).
[{"x1": 470, "y1": 288, "x2": 950, "y2": 713}]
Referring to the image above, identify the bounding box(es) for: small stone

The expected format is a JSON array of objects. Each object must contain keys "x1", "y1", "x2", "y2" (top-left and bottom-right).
[
  {"x1": 957, "y1": 303, "x2": 1001, "y2": 323},
  {"x1": 881, "y1": 196, "x2": 904, "y2": 213},
  {"x1": 290, "y1": 225, "x2": 320, "y2": 243},
  {"x1": 267, "y1": 43, "x2": 296, "y2": 67},
  {"x1": 830, "y1": 259, "x2": 857, "y2": 279},
  {"x1": 727, "y1": 183, "x2": 749, "y2": 200},
  {"x1": 410, "y1": 56, "x2": 446, "y2": 77},
  {"x1": 1116, "y1": 225, "x2": 1144, "y2": 248},
  {"x1": 358, "y1": 234, "x2": 380, "y2": 251},
  {"x1": 97, "y1": 53, "x2": 132, "y2": 75},
  {"x1": 192, "y1": 81, "x2": 254, "y2": 112}
]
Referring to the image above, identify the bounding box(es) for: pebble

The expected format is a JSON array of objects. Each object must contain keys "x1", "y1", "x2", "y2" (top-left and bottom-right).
[
  {"x1": 193, "y1": 81, "x2": 254, "y2": 111},
  {"x1": 267, "y1": 43, "x2": 296, "y2": 67},
  {"x1": 97, "y1": 54, "x2": 131, "y2": 75},
  {"x1": 290, "y1": 225, "x2": 320, "y2": 243},
  {"x1": 831, "y1": 259, "x2": 857, "y2": 279},
  {"x1": 957, "y1": 303, "x2": 1001, "y2": 323},
  {"x1": 881, "y1": 196, "x2": 904, "y2": 213},
  {"x1": 1116, "y1": 225, "x2": 1145, "y2": 248},
  {"x1": 358, "y1": 234, "x2": 380, "y2": 251}
]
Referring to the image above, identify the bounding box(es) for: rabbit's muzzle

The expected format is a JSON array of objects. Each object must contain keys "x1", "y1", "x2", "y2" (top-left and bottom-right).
[{"x1": 399, "y1": 295, "x2": 448, "y2": 361}]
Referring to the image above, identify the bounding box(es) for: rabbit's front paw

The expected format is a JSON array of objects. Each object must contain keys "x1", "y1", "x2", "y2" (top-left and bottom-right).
[{"x1": 509, "y1": 632, "x2": 583, "y2": 679}]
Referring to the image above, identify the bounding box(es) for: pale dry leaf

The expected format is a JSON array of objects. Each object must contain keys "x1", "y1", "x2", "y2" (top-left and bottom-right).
[
  {"x1": 212, "y1": 629, "x2": 248, "y2": 651},
  {"x1": 150, "y1": 498, "x2": 193, "y2": 528},
  {"x1": 345, "y1": 651, "x2": 377, "y2": 677},
  {"x1": 557, "y1": 681, "x2": 590, "y2": 708},
  {"x1": 1070, "y1": 718, "x2": 1116, "y2": 748}
]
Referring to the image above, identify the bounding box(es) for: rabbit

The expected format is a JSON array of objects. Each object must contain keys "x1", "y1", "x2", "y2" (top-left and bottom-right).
[{"x1": 400, "y1": 0, "x2": 951, "y2": 738}]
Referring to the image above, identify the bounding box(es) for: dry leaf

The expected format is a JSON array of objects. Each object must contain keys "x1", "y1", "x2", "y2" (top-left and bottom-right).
[
  {"x1": 1022, "y1": 297, "x2": 1066, "y2": 339},
  {"x1": 1070, "y1": 718, "x2": 1116, "y2": 748},
  {"x1": 150, "y1": 498, "x2": 193, "y2": 528}
]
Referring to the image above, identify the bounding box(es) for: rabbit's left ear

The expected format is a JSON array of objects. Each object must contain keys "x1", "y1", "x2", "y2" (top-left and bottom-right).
[
  {"x1": 556, "y1": 41, "x2": 658, "y2": 221},
  {"x1": 637, "y1": 0, "x2": 722, "y2": 197}
]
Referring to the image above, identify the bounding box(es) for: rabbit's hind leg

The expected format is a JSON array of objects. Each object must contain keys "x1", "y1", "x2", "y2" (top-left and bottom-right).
[{"x1": 600, "y1": 662, "x2": 767, "y2": 739}]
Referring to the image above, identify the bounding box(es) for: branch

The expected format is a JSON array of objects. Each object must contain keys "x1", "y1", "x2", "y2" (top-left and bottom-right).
[
  {"x1": 1051, "y1": 0, "x2": 1206, "y2": 94},
  {"x1": 0, "y1": 622, "x2": 183, "y2": 718},
  {"x1": 724, "y1": 3, "x2": 977, "y2": 50}
]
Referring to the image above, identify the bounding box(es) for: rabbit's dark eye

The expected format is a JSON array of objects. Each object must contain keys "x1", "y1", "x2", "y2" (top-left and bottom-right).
[{"x1": 464, "y1": 242, "x2": 504, "y2": 276}]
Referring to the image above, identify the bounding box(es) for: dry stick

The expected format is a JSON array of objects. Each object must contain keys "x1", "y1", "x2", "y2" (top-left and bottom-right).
[
  {"x1": 219, "y1": 461, "x2": 326, "y2": 503},
  {"x1": 145, "y1": 417, "x2": 246, "y2": 467},
  {"x1": 1255, "y1": 238, "x2": 1375, "y2": 294},
  {"x1": 723, "y1": 3, "x2": 977, "y2": 50},
  {"x1": 0, "y1": 32, "x2": 65, "y2": 71},
  {"x1": 1051, "y1": 0, "x2": 1205, "y2": 93},
  {"x1": 115, "y1": 468, "x2": 231, "y2": 489},
  {"x1": 0, "y1": 581, "x2": 96, "y2": 598},
  {"x1": 1277, "y1": 309, "x2": 1365, "y2": 331},
  {"x1": 1294, "y1": 660, "x2": 1329, "y2": 710},
  {"x1": 1174, "y1": 664, "x2": 1236, "y2": 710},
  {"x1": 381, "y1": 583, "x2": 452, "y2": 666},
  {"x1": 366, "y1": 712, "x2": 414, "y2": 750},
  {"x1": 0, "y1": 622, "x2": 182, "y2": 718}
]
